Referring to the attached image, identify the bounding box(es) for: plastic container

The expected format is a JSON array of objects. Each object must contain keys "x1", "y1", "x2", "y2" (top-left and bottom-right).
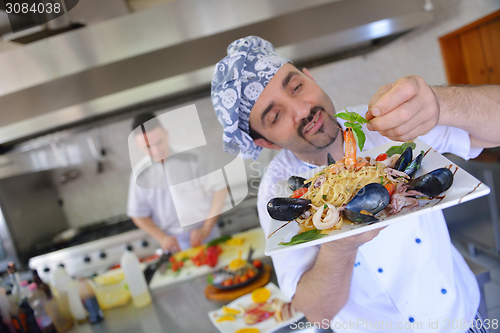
[
  {"x1": 78, "y1": 279, "x2": 103, "y2": 324},
  {"x1": 120, "y1": 250, "x2": 151, "y2": 308},
  {"x1": 43, "y1": 288, "x2": 73, "y2": 332},
  {"x1": 66, "y1": 280, "x2": 87, "y2": 324},
  {"x1": 27, "y1": 284, "x2": 56, "y2": 333},
  {"x1": 91, "y1": 270, "x2": 130, "y2": 310}
]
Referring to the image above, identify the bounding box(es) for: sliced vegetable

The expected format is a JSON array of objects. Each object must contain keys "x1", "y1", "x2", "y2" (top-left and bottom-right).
[
  {"x1": 290, "y1": 187, "x2": 308, "y2": 198},
  {"x1": 206, "y1": 235, "x2": 231, "y2": 247},
  {"x1": 252, "y1": 287, "x2": 271, "y2": 303},
  {"x1": 384, "y1": 183, "x2": 396, "y2": 197},
  {"x1": 215, "y1": 315, "x2": 236, "y2": 323},
  {"x1": 222, "y1": 305, "x2": 240, "y2": 315},
  {"x1": 235, "y1": 328, "x2": 260, "y2": 333},
  {"x1": 279, "y1": 229, "x2": 327, "y2": 246}
]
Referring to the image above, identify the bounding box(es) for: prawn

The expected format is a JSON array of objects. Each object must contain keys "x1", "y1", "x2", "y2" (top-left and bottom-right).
[{"x1": 344, "y1": 128, "x2": 368, "y2": 171}]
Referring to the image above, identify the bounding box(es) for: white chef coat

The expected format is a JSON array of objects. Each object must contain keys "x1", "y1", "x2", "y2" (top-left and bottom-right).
[
  {"x1": 257, "y1": 105, "x2": 484, "y2": 333},
  {"x1": 127, "y1": 151, "x2": 224, "y2": 250}
]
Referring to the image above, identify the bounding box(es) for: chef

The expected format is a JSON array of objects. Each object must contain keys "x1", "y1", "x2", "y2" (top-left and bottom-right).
[
  {"x1": 211, "y1": 36, "x2": 500, "y2": 332},
  {"x1": 127, "y1": 112, "x2": 227, "y2": 252}
]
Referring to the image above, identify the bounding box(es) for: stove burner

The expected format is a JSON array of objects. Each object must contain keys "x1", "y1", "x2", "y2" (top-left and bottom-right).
[{"x1": 32, "y1": 215, "x2": 137, "y2": 257}]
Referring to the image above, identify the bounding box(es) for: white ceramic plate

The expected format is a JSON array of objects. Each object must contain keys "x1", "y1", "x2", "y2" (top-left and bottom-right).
[
  {"x1": 208, "y1": 282, "x2": 304, "y2": 333},
  {"x1": 265, "y1": 139, "x2": 490, "y2": 256}
]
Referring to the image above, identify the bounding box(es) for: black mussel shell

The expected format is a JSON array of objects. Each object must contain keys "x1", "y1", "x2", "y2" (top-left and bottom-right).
[
  {"x1": 404, "y1": 151, "x2": 424, "y2": 178},
  {"x1": 394, "y1": 146, "x2": 413, "y2": 171},
  {"x1": 343, "y1": 183, "x2": 391, "y2": 223},
  {"x1": 267, "y1": 197, "x2": 311, "y2": 221},
  {"x1": 288, "y1": 176, "x2": 310, "y2": 191},
  {"x1": 408, "y1": 168, "x2": 453, "y2": 198},
  {"x1": 327, "y1": 153, "x2": 336, "y2": 166}
]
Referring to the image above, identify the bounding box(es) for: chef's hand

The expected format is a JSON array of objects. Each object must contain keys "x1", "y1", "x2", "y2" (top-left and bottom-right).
[
  {"x1": 159, "y1": 235, "x2": 180, "y2": 253},
  {"x1": 322, "y1": 227, "x2": 385, "y2": 253},
  {"x1": 365, "y1": 75, "x2": 440, "y2": 142},
  {"x1": 190, "y1": 226, "x2": 211, "y2": 248}
]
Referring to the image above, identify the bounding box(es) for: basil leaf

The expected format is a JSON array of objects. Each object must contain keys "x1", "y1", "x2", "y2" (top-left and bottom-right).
[
  {"x1": 279, "y1": 229, "x2": 328, "y2": 246},
  {"x1": 344, "y1": 122, "x2": 353, "y2": 128},
  {"x1": 386, "y1": 141, "x2": 417, "y2": 157},
  {"x1": 351, "y1": 112, "x2": 369, "y2": 124},
  {"x1": 352, "y1": 127, "x2": 366, "y2": 151},
  {"x1": 334, "y1": 112, "x2": 352, "y2": 121}
]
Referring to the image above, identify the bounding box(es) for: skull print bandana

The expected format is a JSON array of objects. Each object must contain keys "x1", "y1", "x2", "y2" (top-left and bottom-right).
[{"x1": 211, "y1": 36, "x2": 290, "y2": 160}]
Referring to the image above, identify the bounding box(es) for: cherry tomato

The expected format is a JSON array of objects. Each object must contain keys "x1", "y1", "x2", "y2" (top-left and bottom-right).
[
  {"x1": 376, "y1": 153, "x2": 388, "y2": 161},
  {"x1": 252, "y1": 259, "x2": 262, "y2": 269}
]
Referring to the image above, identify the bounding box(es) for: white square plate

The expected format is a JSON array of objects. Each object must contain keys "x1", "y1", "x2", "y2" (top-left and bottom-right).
[
  {"x1": 208, "y1": 282, "x2": 304, "y2": 333},
  {"x1": 265, "y1": 139, "x2": 490, "y2": 256}
]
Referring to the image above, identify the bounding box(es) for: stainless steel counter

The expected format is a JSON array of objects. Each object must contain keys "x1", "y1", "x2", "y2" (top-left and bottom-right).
[{"x1": 66, "y1": 257, "x2": 332, "y2": 333}]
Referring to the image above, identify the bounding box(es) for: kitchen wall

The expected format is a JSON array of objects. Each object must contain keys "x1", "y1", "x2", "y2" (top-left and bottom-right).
[{"x1": 36, "y1": 0, "x2": 500, "y2": 227}]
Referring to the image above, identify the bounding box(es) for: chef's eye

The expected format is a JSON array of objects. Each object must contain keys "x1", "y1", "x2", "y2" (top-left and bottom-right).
[
  {"x1": 292, "y1": 84, "x2": 302, "y2": 94},
  {"x1": 272, "y1": 111, "x2": 280, "y2": 124}
]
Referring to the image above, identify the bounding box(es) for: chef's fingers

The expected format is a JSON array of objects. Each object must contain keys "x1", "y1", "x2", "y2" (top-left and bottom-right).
[
  {"x1": 369, "y1": 76, "x2": 424, "y2": 120},
  {"x1": 368, "y1": 91, "x2": 439, "y2": 136},
  {"x1": 379, "y1": 118, "x2": 436, "y2": 143},
  {"x1": 366, "y1": 83, "x2": 393, "y2": 120}
]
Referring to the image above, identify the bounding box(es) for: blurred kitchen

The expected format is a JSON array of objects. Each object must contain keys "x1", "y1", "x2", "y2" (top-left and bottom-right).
[{"x1": 0, "y1": 0, "x2": 499, "y2": 332}]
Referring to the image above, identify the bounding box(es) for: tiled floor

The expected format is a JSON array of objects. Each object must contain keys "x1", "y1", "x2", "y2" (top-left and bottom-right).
[{"x1": 452, "y1": 239, "x2": 500, "y2": 333}]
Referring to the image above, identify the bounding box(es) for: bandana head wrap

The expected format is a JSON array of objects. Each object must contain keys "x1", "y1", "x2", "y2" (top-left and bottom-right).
[{"x1": 211, "y1": 36, "x2": 291, "y2": 160}]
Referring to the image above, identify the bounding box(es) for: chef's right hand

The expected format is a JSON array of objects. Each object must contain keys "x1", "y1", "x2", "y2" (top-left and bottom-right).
[{"x1": 159, "y1": 235, "x2": 180, "y2": 253}]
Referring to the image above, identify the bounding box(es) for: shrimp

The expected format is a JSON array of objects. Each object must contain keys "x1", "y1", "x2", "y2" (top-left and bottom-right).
[{"x1": 344, "y1": 128, "x2": 367, "y2": 171}]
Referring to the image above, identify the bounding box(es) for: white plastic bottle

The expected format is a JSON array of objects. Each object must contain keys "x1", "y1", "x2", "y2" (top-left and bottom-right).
[
  {"x1": 120, "y1": 250, "x2": 151, "y2": 308},
  {"x1": 66, "y1": 280, "x2": 87, "y2": 324}
]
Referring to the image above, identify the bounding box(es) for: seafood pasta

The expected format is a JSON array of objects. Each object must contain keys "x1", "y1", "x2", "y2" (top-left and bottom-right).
[
  {"x1": 267, "y1": 128, "x2": 454, "y2": 237},
  {"x1": 298, "y1": 159, "x2": 398, "y2": 231}
]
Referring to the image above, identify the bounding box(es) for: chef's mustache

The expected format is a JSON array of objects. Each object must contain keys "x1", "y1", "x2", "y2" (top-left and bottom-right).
[{"x1": 298, "y1": 106, "x2": 325, "y2": 134}]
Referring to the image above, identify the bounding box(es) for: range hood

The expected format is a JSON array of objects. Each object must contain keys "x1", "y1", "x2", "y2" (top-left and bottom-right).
[{"x1": 0, "y1": 0, "x2": 433, "y2": 147}]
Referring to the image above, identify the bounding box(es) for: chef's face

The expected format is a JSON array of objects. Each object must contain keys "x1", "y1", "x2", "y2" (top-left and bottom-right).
[
  {"x1": 248, "y1": 63, "x2": 339, "y2": 154},
  {"x1": 135, "y1": 126, "x2": 170, "y2": 162}
]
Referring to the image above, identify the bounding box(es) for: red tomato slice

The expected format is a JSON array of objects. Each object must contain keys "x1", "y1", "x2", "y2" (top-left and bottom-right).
[
  {"x1": 290, "y1": 187, "x2": 308, "y2": 198},
  {"x1": 376, "y1": 153, "x2": 388, "y2": 161}
]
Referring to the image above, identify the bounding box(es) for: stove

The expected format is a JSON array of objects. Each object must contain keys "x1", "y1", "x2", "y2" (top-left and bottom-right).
[{"x1": 28, "y1": 215, "x2": 159, "y2": 282}]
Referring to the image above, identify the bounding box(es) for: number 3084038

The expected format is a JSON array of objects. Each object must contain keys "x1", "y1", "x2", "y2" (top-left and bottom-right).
[{"x1": 5, "y1": 2, "x2": 61, "y2": 14}]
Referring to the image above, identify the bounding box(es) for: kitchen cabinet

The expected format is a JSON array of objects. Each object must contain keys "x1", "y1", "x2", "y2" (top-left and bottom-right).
[{"x1": 440, "y1": 10, "x2": 500, "y2": 85}]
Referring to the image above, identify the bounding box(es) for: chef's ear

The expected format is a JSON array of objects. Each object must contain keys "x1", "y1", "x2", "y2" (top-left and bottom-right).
[
  {"x1": 302, "y1": 68, "x2": 315, "y2": 82},
  {"x1": 254, "y1": 138, "x2": 282, "y2": 151}
]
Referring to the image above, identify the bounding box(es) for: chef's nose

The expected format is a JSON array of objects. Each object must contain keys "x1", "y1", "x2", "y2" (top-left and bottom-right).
[{"x1": 291, "y1": 99, "x2": 312, "y2": 123}]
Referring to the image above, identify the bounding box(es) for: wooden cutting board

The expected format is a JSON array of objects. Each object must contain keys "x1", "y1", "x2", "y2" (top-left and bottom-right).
[
  {"x1": 204, "y1": 265, "x2": 271, "y2": 301},
  {"x1": 149, "y1": 227, "x2": 266, "y2": 290}
]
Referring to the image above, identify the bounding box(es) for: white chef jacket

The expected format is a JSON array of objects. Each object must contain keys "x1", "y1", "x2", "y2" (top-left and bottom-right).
[
  {"x1": 257, "y1": 105, "x2": 483, "y2": 333},
  {"x1": 127, "y1": 151, "x2": 224, "y2": 250}
]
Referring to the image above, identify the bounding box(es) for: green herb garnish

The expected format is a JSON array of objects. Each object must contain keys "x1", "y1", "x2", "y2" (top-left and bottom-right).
[
  {"x1": 323, "y1": 204, "x2": 328, "y2": 209},
  {"x1": 335, "y1": 108, "x2": 369, "y2": 151},
  {"x1": 386, "y1": 142, "x2": 417, "y2": 157},
  {"x1": 322, "y1": 195, "x2": 327, "y2": 200},
  {"x1": 206, "y1": 274, "x2": 214, "y2": 285},
  {"x1": 380, "y1": 176, "x2": 384, "y2": 184},
  {"x1": 206, "y1": 235, "x2": 231, "y2": 247},
  {"x1": 279, "y1": 229, "x2": 328, "y2": 246}
]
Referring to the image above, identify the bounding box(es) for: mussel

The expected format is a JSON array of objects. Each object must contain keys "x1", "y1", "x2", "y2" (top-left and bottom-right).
[
  {"x1": 288, "y1": 176, "x2": 310, "y2": 192},
  {"x1": 267, "y1": 197, "x2": 311, "y2": 221},
  {"x1": 408, "y1": 168, "x2": 453, "y2": 197},
  {"x1": 394, "y1": 147, "x2": 413, "y2": 171},
  {"x1": 343, "y1": 183, "x2": 391, "y2": 223},
  {"x1": 327, "y1": 153, "x2": 336, "y2": 166},
  {"x1": 404, "y1": 150, "x2": 424, "y2": 178}
]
